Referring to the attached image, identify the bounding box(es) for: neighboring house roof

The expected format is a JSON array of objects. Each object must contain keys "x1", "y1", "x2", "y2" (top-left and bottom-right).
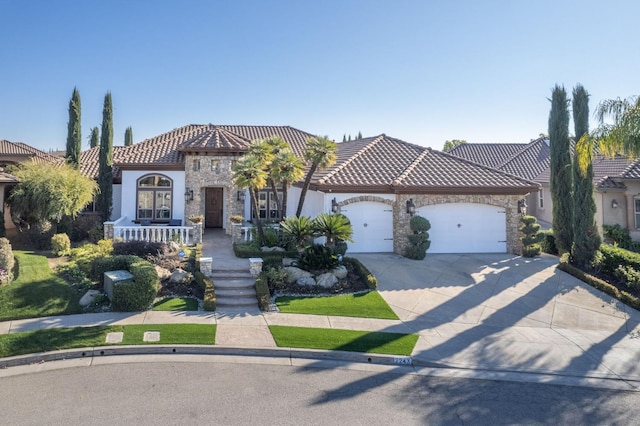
[
  {"x1": 448, "y1": 143, "x2": 525, "y2": 169},
  {"x1": 0, "y1": 139, "x2": 63, "y2": 165},
  {"x1": 311, "y1": 134, "x2": 538, "y2": 194}
]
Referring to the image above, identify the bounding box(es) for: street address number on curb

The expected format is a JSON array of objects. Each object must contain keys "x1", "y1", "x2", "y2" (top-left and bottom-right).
[{"x1": 393, "y1": 357, "x2": 412, "y2": 365}]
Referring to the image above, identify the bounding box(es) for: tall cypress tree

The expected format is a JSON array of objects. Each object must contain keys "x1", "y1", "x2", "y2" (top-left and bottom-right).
[
  {"x1": 549, "y1": 85, "x2": 573, "y2": 254},
  {"x1": 89, "y1": 127, "x2": 99, "y2": 148},
  {"x1": 97, "y1": 92, "x2": 114, "y2": 222},
  {"x1": 124, "y1": 126, "x2": 133, "y2": 146},
  {"x1": 65, "y1": 87, "x2": 81, "y2": 169},
  {"x1": 571, "y1": 84, "x2": 601, "y2": 267}
]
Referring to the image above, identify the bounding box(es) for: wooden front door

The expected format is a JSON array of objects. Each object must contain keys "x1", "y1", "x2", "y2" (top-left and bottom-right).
[{"x1": 205, "y1": 188, "x2": 223, "y2": 228}]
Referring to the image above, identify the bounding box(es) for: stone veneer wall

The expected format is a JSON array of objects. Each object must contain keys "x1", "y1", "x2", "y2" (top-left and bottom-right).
[
  {"x1": 184, "y1": 154, "x2": 246, "y2": 235},
  {"x1": 393, "y1": 194, "x2": 523, "y2": 255}
]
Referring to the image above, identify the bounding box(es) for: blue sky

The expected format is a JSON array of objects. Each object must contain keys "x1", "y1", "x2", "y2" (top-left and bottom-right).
[{"x1": 1, "y1": 0, "x2": 639, "y2": 152}]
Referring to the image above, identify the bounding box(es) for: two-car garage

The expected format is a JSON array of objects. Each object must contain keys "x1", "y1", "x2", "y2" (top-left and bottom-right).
[{"x1": 343, "y1": 201, "x2": 507, "y2": 254}]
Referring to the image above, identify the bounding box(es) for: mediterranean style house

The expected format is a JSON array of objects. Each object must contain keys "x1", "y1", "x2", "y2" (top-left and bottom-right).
[
  {"x1": 76, "y1": 124, "x2": 538, "y2": 255},
  {"x1": 450, "y1": 139, "x2": 640, "y2": 240}
]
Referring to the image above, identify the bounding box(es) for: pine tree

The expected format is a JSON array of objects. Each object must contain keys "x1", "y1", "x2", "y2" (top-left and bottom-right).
[
  {"x1": 124, "y1": 126, "x2": 133, "y2": 146},
  {"x1": 571, "y1": 84, "x2": 601, "y2": 267},
  {"x1": 97, "y1": 92, "x2": 114, "y2": 222},
  {"x1": 342, "y1": 134, "x2": 346, "y2": 142},
  {"x1": 65, "y1": 87, "x2": 81, "y2": 169},
  {"x1": 549, "y1": 85, "x2": 573, "y2": 254},
  {"x1": 89, "y1": 127, "x2": 99, "y2": 148},
  {"x1": 357, "y1": 131, "x2": 362, "y2": 139}
]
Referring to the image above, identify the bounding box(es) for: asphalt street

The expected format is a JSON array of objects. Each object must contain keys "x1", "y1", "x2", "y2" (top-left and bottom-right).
[{"x1": 1, "y1": 361, "x2": 639, "y2": 425}]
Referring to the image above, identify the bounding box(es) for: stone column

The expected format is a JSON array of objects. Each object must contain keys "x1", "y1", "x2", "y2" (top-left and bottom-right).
[
  {"x1": 249, "y1": 257, "x2": 263, "y2": 277},
  {"x1": 103, "y1": 221, "x2": 115, "y2": 240},
  {"x1": 191, "y1": 223, "x2": 203, "y2": 245}
]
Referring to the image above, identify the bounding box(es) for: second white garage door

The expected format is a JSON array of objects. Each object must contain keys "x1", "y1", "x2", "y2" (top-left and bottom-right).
[
  {"x1": 342, "y1": 201, "x2": 394, "y2": 253},
  {"x1": 418, "y1": 203, "x2": 507, "y2": 253}
]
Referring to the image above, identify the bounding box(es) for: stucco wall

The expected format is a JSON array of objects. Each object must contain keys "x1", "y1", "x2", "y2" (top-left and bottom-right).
[{"x1": 120, "y1": 170, "x2": 186, "y2": 224}]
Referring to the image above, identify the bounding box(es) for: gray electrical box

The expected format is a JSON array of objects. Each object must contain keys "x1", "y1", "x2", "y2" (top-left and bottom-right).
[{"x1": 104, "y1": 270, "x2": 134, "y2": 301}]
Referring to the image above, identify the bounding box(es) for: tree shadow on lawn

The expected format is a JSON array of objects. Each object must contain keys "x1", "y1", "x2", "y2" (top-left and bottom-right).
[
  {"x1": 0, "y1": 278, "x2": 82, "y2": 321},
  {"x1": 297, "y1": 254, "x2": 638, "y2": 424}
]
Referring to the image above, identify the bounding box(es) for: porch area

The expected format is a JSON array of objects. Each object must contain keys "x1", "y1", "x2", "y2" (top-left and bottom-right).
[{"x1": 104, "y1": 216, "x2": 202, "y2": 246}]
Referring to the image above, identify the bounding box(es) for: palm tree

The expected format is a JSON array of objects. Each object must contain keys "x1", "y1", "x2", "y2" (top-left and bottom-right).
[
  {"x1": 295, "y1": 136, "x2": 337, "y2": 217},
  {"x1": 280, "y1": 215, "x2": 315, "y2": 252},
  {"x1": 313, "y1": 213, "x2": 353, "y2": 249},
  {"x1": 593, "y1": 96, "x2": 640, "y2": 157},
  {"x1": 271, "y1": 149, "x2": 304, "y2": 218},
  {"x1": 232, "y1": 154, "x2": 268, "y2": 244},
  {"x1": 247, "y1": 136, "x2": 289, "y2": 219}
]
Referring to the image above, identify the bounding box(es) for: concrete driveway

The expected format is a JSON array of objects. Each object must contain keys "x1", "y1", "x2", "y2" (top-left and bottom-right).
[{"x1": 353, "y1": 252, "x2": 640, "y2": 385}]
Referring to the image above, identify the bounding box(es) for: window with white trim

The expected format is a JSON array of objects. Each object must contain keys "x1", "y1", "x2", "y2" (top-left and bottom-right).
[
  {"x1": 252, "y1": 190, "x2": 283, "y2": 221},
  {"x1": 538, "y1": 189, "x2": 544, "y2": 209},
  {"x1": 635, "y1": 198, "x2": 640, "y2": 229},
  {"x1": 137, "y1": 174, "x2": 173, "y2": 221}
]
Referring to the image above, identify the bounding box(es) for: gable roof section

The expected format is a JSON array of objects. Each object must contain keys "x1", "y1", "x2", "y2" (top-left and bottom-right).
[
  {"x1": 0, "y1": 139, "x2": 63, "y2": 165},
  {"x1": 311, "y1": 134, "x2": 538, "y2": 194},
  {"x1": 449, "y1": 143, "x2": 525, "y2": 169}
]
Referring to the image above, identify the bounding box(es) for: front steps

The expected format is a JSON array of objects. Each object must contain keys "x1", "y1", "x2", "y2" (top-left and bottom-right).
[{"x1": 211, "y1": 269, "x2": 258, "y2": 308}]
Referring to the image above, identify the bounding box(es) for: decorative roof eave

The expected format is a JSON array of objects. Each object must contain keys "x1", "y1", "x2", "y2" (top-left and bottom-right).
[{"x1": 117, "y1": 163, "x2": 185, "y2": 171}]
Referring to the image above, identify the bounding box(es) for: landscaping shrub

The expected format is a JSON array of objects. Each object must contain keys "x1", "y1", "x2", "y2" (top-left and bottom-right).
[
  {"x1": 404, "y1": 215, "x2": 430, "y2": 260},
  {"x1": 261, "y1": 227, "x2": 282, "y2": 248},
  {"x1": 342, "y1": 257, "x2": 377, "y2": 290},
  {"x1": 70, "y1": 213, "x2": 103, "y2": 242},
  {"x1": 0, "y1": 237, "x2": 15, "y2": 283},
  {"x1": 540, "y1": 230, "x2": 558, "y2": 255},
  {"x1": 520, "y1": 215, "x2": 542, "y2": 257},
  {"x1": 599, "y1": 244, "x2": 640, "y2": 276},
  {"x1": 264, "y1": 266, "x2": 288, "y2": 293},
  {"x1": 296, "y1": 243, "x2": 339, "y2": 272},
  {"x1": 51, "y1": 233, "x2": 71, "y2": 256},
  {"x1": 614, "y1": 265, "x2": 640, "y2": 291},
  {"x1": 92, "y1": 254, "x2": 140, "y2": 283},
  {"x1": 280, "y1": 215, "x2": 314, "y2": 252},
  {"x1": 255, "y1": 273, "x2": 270, "y2": 311},
  {"x1": 233, "y1": 242, "x2": 298, "y2": 265},
  {"x1": 69, "y1": 239, "x2": 113, "y2": 275},
  {"x1": 106, "y1": 255, "x2": 159, "y2": 311},
  {"x1": 313, "y1": 213, "x2": 353, "y2": 249},
  {"x1": 87, "y1": 225, "x2": 104, "y2": 244},
  {"x1": 112, "y1": 240, "x2": 168, "y2": 258},
  {"x1": 28, "y1": 220, "x2": 54, "y2": 250},
  {"x1": 194, "y1": 270, "x2": 216, "y2": 311},
  {"x1": 603, "y1": 224, "x2": 632, "y2": 249}
]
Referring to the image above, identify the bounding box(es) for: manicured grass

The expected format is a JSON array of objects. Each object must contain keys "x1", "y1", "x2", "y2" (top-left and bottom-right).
[
  {"x1": 152, "y1": 297, "x2": 199, "y2": 311},
  {"x1": 118, "y1": 324, "x2": 215, "y2": 345},
  {"x1": 0, "y1": 251, "x2": 82, "y2": 321},
  {"x1": 269, "y1": 325, "x2": 418, "y2": 356},
  {"x1": 275, "y1": 291, "x2": 399, "y2": 320},
  {"x1": 0, "y1": 324, "x2": 217, "y2": 358},
  {"x1": 0, "y1": 326, "x2": 115, "y2": 358}
]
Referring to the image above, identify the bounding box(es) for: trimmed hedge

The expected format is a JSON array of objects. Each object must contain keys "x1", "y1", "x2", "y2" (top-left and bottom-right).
[
  {"x1": 599, "y1": 244, "x2": 640, "y2": 275},
  {"x1": 558, "y1": 257, "x2": 640, "y2": 311},
  {"x1": 94, "y1": 255, "x2": 159, "y2": 312},
  {"x1": 194, "y1": 270, "x2": 216, "y2": 311},
  {"x1": 255, "y1": 273, "x2": 270, "y2": 311},
  {"x1": 343, "y1": 257, "x2": 377, "y2": 290}
]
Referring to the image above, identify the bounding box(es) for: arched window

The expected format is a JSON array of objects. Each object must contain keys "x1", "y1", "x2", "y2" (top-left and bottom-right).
[{"x1": 137, "y1": 174, "x2": 173, "y2": 221}]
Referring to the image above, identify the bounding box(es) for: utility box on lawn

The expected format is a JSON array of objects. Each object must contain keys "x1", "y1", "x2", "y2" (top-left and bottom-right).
[{"x1": 104, "y1": 270, "x2": 134, "y2": 301}]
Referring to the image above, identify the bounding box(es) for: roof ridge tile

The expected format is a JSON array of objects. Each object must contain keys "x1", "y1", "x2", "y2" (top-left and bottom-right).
[
  {"x1": 392, "y1": 148, "x2": 430, "y2": 186},
  {"x1": 317, "y1": 134, "x2": 385, "y2": 185}
]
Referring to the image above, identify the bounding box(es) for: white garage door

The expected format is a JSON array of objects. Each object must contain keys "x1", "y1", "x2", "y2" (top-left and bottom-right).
[
  {"x1": 342, "y1": 201, "x2": 394, "y2": 253},
  {"x1": 418, "y1": 203, "x2": 506, "y2": 253}
]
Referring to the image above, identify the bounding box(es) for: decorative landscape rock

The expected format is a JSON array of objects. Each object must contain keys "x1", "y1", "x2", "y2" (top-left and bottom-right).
[
  {"x1": 284, "y1": 266, "x2": 313, "y2": 284},
  {"x1": 282, "y1": 257, "x2": 295, "y2": 267},
  {"x1": 316, "y1": 272, "x2": 338, "y2": 288},
  {"x1": 261, "y1": 246, "x2": 285, "y2": 252},
  {"x1": 169, "y1": 241, "x2": 180, "y2": 253},
  {"x1": 296, "y1": 276, "x2": 316, "y2": 287},
  {"x1": 169, "y1": 268, "x2": 190, "y2": 284},
  {"x1": 79, "y1": 290, "x2": 102, "y2": 307},
  {"x1": 155, "y1": 265, "x2": 172, "y2": 281},
  {"x1": 331, "y1": 265, "x2": 348, "y2": 279}
]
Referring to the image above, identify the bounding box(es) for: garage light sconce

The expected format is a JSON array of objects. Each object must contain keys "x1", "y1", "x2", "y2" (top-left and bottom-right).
[
  {"x1": 331, "y1": 197, "x2": 339, "y2": 213},
  {"x1": 406, "y1": 199, "x2": 416, "y2": 216},
  {"x1": 612, "y1": 199, "x2": 619, "y2": 209},
  {"x1": 517, "y1": 199, "x2": 527, "y2": 216},
  {"x1": 184, "y1": 189, "x2": 194, "y2": 203},
  {"x1": 237, "y1": 190, "x2": 246, "y2": 202}
]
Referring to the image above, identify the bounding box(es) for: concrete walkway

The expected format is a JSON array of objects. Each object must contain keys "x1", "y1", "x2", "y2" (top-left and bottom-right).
[{"x1": 2, "y1": 233, "x2": 640, "y2": 389}]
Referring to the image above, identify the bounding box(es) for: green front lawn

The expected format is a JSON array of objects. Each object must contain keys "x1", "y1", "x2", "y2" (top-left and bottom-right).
[
  {"x1": 152, "y1": 297, "x2": 199, "y2": 311},
  {"x1": 269, "y1": 325, "x2": 418, "y2": 355},
  {"x1": 275, "y1": 291, "x2": 399, "y2": 320},
  {"x1": 0, "y1": 324, "x2": 217, "y2": 358},
  {"x1": 0, "y1": 251, "x2": 82, "y2": 321}
]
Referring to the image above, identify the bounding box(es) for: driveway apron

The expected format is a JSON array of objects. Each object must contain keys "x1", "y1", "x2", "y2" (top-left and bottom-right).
[{"x1": 353, "y1": 253, "x2": 640, "y2": 382}]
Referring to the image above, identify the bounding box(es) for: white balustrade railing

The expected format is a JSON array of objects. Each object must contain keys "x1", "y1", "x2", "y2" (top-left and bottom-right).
[
  {"x1": 240, "y1": 225, "x2": 280, "y2": 242},
  {"x1": 113, "y1": 225, "x2": 192, "y2": 245}
]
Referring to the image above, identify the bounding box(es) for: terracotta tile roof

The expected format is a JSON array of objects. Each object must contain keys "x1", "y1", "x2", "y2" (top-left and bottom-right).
[
  {"x1": 449, "y1": 143, "x2": 526, "y2": 168},
  {"x1": 178, "y1": 126, "x2": 253, "y2": 151},
  {"x1": 0, "y1": 140, "x2": 63, "y2": 165},
  {"x1": 311, "y1": 134, "x2": 538, "y2": 194},
  {"x1": 215, "y1": 125, "x2": 316, "y2": 158},
  {"x1": 0, "y1": 172, "x2": 19, "y2": 183},
  {"x1": 79, "y1": 146, "x2": 127, "y2": 180}
]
